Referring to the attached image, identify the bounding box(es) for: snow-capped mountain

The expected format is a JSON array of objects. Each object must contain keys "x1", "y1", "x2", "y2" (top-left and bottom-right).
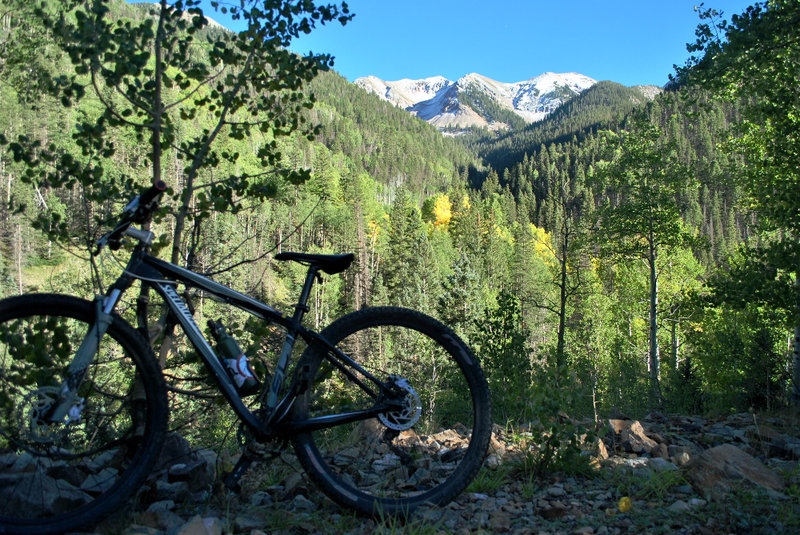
[
  {"x1": 355, "y1": 72, "x2": 598, "y2": 130},
  {"x1": 355, "y1": 75, "x2": 452, "y2": 110}
]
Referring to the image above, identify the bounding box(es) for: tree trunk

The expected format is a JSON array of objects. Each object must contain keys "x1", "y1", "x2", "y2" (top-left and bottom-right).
[
  {"x1": 354, "y1": 201, "x2": 370, "y2": 310},
  {"x1": 792, "y1": 324, "x2": 800, "y2": 408},
  {"x1": 143, "y1": 1, "x2": 170, "y2": 371},
  {"x1": 15, "y1": 223, "x2": 22, "y2": 294},
  {"x1": 671, "y1": 321, "x2": 679, "y2": 370},
  {"x1": 151, "y1": 1, "x2": 165, "y2": 193},
  {"x1": 648, "y1": 235, "x2": 662, "y2": 408},
  {"x1": 793, "y1": 275, "x2": 800, "y2": 408},
  {"x1": 555, "y1": 233, "x2": 568, "y2": 367}
]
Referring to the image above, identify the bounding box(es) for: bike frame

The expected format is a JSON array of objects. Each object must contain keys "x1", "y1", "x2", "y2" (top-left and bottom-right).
[{"x1": 66, "y1": 243, "x2": 394, "y2": 442}]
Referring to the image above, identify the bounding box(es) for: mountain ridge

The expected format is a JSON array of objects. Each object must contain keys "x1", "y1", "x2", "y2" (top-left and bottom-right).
[
  {"x1": 473, "y1": 80, "x2": 663, "y2": 173},
  {"x1": 355, "y1": 72, "x2": 661, "y2": 133},
  {"x1": 356, "y1": 72, "x2": 599, "y2": 131}
]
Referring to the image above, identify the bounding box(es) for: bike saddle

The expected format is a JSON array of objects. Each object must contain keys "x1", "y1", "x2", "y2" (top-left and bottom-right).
[{"x1": 274, "y1": 252, "x2": 355, "y2": 275}]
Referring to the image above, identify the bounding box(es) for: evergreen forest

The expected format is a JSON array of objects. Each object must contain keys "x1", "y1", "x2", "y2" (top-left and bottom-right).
[{"x1": 0, "y1": 0, "x2": 799, "y2": 454}]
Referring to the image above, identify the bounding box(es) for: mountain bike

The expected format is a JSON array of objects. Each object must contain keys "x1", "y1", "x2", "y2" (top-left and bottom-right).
[{"x1": 0, "y1": 181, "x2": 492, "y2": 535}]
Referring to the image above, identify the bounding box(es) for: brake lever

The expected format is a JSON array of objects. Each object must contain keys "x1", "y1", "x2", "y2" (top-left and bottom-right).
[
  {"x1": 92, "y1": 236, "x2": 107, "y2": 257},
  {"x1": 122, "y1": 194, "x2": 141, "y2": 217},
  {"x1": 93, "y1": 219, "x2": 131, "y2": 256},
  {"x1": 93, "y1": 232, "x2": 121, "y2": 256},
  {"x1": 93, "y1": 181, "x2": 166, "y2": 256}
]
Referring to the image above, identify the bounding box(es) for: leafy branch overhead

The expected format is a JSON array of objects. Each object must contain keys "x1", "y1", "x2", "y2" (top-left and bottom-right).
[
  {"x1": 678, "y1": 0, "x2": 800, "y2": 288},
  {"x1": 3, "y1": 0, "x2": 351, "y2": 262},
  {"x1": 595, "y1": 118, "x2": 697, "y2": 260}
]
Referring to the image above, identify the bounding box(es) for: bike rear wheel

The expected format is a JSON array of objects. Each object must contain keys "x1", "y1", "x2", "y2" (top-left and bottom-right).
[
  {"x1": 0, "y1": 294, "x2": 168, "y2": 535},
  {"x1": 291, "y1": 307, "x2": 492, "y2": 515}
]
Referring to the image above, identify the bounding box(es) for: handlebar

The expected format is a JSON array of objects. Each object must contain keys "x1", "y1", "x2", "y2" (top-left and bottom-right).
[
  {"x1": 141, "y1": 179, "x2": 167, "y2": 204},
  {"x1": 123, "y1": 180, "x2": 167, "y2": 223},
  {"x1": 94, "y1": 180, "x2": 167, "y2": 255}
]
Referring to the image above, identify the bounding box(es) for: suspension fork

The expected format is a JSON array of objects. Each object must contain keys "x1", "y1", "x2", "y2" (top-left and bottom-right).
[{"x1": 47, "y1": 282, "x2": 131, "y2": 424}]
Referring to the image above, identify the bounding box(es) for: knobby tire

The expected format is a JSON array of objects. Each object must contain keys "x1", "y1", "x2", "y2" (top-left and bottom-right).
[
  {"x1": 0, "y1": 294, "x2": 168, "y2": 535},
  {"x1": 291, "y1": 306, "x2": 492, "y2": 516}
]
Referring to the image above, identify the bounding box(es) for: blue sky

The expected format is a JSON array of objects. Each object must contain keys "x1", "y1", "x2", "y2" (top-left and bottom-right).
[{"x1": 193, "y1": 1, "x2": 755, "y2": 87}]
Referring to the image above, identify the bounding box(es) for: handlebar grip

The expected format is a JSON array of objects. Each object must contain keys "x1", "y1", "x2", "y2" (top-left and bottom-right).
[
  {"x1": 94, "y1": 181, "x2": 168, "y2": 255},
  {"x1": 132, "y1": 180, "x2": 167, "y2": 224},
  {"x1": 140, "y1": 180, "x2": 167, "y2": 206}
]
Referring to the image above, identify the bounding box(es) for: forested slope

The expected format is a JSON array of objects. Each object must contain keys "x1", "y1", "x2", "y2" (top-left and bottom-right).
[
  {"x1": 0, "y1": 0, "x2": 797, "y2": 434},
  {"x1": 463, "y1": 81, "x2": 656, "y2": 174},
  {"x1": 308, "y1": 70, "x2": 485, "y2": 195}
]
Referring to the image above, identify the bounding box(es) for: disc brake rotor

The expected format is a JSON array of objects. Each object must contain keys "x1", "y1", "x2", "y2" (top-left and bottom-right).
[
  {"x1": 18, "y1": 386, "x2": 69, "y2": 445},
  {"x1": 379, "y1": 376, "x2": 422, "y2": 431}
]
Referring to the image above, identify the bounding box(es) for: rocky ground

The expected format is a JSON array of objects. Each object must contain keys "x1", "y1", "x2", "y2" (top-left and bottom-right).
[{"x1": 85, "y1": 412, "x2": 800, "y2": 535}]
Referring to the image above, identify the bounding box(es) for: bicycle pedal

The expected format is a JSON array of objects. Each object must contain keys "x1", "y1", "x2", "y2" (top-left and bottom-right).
[{"x1": 245, "y1": 442, "x2": 266, "y2": 455}]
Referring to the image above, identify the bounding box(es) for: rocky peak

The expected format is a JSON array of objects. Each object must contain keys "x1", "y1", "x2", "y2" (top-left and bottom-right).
[{"x1": 355, "y1": 71, "x2": 597, "y2": 131}]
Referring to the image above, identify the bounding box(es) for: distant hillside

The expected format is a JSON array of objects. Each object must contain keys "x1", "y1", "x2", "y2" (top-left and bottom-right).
[
  {"x1": 308, "y1": 70, "x2": 486, "y2": 194},
  {"x1": 467, "y1": 81, "x2": 661, "y2": 173}
]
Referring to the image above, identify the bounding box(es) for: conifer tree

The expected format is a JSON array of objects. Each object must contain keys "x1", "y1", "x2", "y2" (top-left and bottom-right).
[
  {"x1": 678, "y1": 0, "x2": 800, "y2": 405},
  {"x1": 595, "y1": 116, "x2": 696, "y2": 408},
  {"x1": 383, "y1": 190, "x2": 436, "y2": 308}
]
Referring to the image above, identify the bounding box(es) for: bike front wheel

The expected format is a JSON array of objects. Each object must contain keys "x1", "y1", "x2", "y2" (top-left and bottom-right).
[
  {"x1": 0, "y1": 294, "x2": 168, "y2": 535},
  {"x1": 291, "y1": 307, "x2": 492, "y2": 515}
]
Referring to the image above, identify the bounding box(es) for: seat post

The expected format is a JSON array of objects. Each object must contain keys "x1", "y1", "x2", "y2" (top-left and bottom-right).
[{"x1": 292, "y1": 264, "x2": 321, "y2": 324}]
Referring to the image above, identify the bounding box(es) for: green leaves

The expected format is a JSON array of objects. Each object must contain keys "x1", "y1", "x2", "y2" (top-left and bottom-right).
[
  {"x1": 1, "y1": 0, "x2": 351, "y2": 264},
  {"x1": 678, "y1": 0, "x2": 800, "y2": 323},
  {"x1": 595, "y1": 114, "x2": 697, "y2": 259}
]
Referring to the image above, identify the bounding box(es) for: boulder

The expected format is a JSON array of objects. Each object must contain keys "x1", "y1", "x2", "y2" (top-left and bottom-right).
[
  {"x1": 156, "y1": 433, "x2": 197, "y2": 470},
  {"x1": 686, "y1": 443, "x2": 785, "y2": 500},
  {"x1": 168, "y1": 459, "x2": 215, "y2": 493},
  {"x1": 0, "y1": 472, "x2": 91, "y2": 516},
  {"x1": 175, "y1": 515, "x2": 223, "y2": 535},
  {"x1": 668, "y1": 445, "x2": 693, "y2": 466},
  {"x1": 607, "y1": 419, "x2": 659, "y2": 454}
]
